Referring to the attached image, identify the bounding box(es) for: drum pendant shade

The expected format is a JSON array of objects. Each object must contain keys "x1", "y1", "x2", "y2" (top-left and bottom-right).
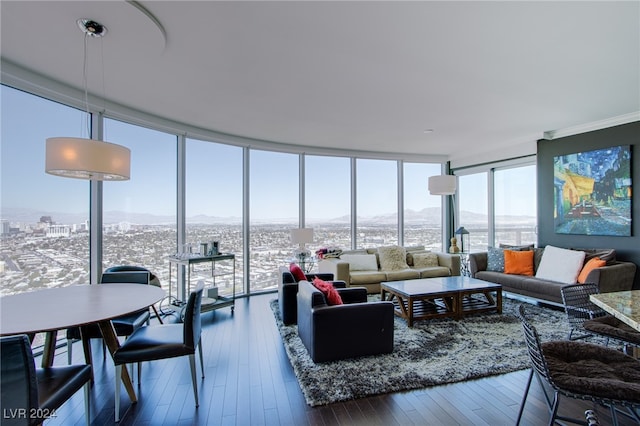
[{"x1": 45, "y1": 137, "x2": 131, "y2": 181}]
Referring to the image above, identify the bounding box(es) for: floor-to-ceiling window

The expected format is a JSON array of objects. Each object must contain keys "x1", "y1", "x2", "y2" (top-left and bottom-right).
[
  {"x1": 494, "y1": 164, "x2": 537, "y2": 246},
  {"x1": 249, "y1": 150, "x2": 298, "y2": 291},
  {"x1": 305, "y1": 155, "x2": 352, "y2": 250},
  {"x1": 458, "y1": 172, "x2": 489, "y2": 251},
  {"x1": 102, "y1": 119, "x2": 177, "y2": 296},
  {"x1": 455, "y1": 160, "x2": 537, "y2": 251},
  {"x1": 1, "y1": 87, "x2": 90, "y2": 349},
  {"x1": 356, "y1": 159, "x2": 398, "y2": 248},
  {"x1": 186, "y1": 139, "x2": 243, "y2": 297},
  {"x1": 1, "y1": 84, "x2": 457, "y2": 300},
  {"x1": 1, "y1": 86, "x2": 90, "y2": 296},
  {"x1": 403, "y1": 162, "x2": 443, "y2": 248}
]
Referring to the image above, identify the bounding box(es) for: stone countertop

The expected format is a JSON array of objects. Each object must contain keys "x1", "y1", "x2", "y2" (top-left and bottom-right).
[{"x1": 590, "y1": 290, "x2": 640, "y2": 331}]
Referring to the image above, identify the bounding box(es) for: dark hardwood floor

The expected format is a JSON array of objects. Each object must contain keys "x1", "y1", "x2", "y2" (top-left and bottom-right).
[{"x1": 42, "y1": 292, "x2": 638, "y2": 425}]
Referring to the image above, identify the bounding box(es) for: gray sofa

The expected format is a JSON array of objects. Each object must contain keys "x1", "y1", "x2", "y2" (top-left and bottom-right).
[
  {"x1": 469, "y1": 247, "x2": 637, "y2": 305},
  {"x1": 318, "y1": 245, "x2": 460, "y2": 294}
]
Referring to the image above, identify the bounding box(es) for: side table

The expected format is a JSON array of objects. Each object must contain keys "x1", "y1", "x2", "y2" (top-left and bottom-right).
[
  {"x1": 287, "y1": 256, "x2": 316, "y2": 273},
  {"x1": 459, "y1": 252, "x2": 471, "y2": 277}
]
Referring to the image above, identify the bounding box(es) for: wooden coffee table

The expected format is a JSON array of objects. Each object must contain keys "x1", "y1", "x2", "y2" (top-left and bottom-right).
[{"x1": 381, "y1": 276, "x2": 502, "y2": 327}]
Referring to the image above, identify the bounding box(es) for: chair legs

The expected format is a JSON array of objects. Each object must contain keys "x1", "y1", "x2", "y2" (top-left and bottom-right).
[
  {"x1": 548, "y1": 392, "x2": 560, "y2": 426},
  {"x1": 115, "y1": 364, "x2": 122, "y2": 422},
  {"x1": 516, "y1": 369, "x2": 534, "y2": 425},
  {"x1": 67, "y1": 338, "x2": 74, "y2": 365},
  {"x1": 83, "y1": 381, "x2": 91, "y2": 426},
  {"x1": 115, "y1": 350, "x2": 203, "y2": 422},
  {"x1": 518, "y1": 368, "x2": 597, "y2": 426},
  {"x1": 198, "y1": 338, "x2": 204, "y2": 378},
  {"x1": 189, "y1": 354, "x2": 199, "y2": 407}
]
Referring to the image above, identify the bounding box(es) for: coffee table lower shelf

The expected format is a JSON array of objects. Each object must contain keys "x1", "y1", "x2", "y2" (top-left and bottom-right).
[
  {"x1": 386, "y1": 293, "x2": 459, "y2": 327},
  {"x1": 381, "y1": 277, "x2": 502, "y2": 327}
]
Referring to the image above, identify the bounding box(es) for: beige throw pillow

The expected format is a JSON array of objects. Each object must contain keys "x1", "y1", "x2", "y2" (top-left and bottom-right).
[
  {"x1": 340, "y1": 254, "x2": 378, "y2": 271},
  {"x1": 378, "y1": 246, "x2": 409, "y2": 271},
  {"x1": 413, "y1": 252, "x2": 439, "y2": 268}
]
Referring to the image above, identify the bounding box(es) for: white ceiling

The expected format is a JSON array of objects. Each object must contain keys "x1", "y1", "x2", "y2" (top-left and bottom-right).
[{"x1": 2, "y1": 1, "x2": 639, "y2": 166}]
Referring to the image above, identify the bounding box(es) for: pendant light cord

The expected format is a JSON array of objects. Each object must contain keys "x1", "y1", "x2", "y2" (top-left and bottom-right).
[{"x1": 82, "y1": 32, "x2": 91, "y2": 139}]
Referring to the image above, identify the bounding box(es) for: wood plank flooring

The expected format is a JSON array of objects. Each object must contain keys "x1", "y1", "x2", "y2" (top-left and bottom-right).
[{"x1": 42, "y1": 292, "x2": 638, "y2": 425}]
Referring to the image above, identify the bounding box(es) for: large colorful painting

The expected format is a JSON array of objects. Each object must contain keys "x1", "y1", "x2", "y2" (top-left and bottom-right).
[{"x1": 554, "y1": 145, "x2": 632, "y2": 236}]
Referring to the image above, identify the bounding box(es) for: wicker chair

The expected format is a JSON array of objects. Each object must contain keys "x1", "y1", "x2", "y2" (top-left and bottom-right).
[
  {"x1": 516, "y1": 304, "x2": 640, "y2": 425},
  {"x1": 561, "y1": 283, "x2": 640, "y2": 351}
]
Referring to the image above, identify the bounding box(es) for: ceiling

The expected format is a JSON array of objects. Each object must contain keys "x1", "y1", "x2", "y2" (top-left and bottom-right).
[{"x1": 2, "y1": 1, "x2": 639, "y2": 166}]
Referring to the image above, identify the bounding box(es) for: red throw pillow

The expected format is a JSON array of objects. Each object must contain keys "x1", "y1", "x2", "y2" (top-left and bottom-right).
[
  {"x1": 312, "y1": 277, "x2": 343, "y2": 305},
  {"x1": 578, "y1": 257, "x2": 606, "y2": 284},
  {"x1": 289, "y1": 263, "x2": 306, "y2": 282}
]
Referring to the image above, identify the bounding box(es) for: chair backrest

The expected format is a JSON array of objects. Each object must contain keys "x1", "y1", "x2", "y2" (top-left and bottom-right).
[
  {"x1": 560, "y1": 283, "x2": 607, "y2": 328},
  {"x1": 100, "y1": 270, "x2": 150, "y2": 285},
  {"x1": 279, "y1": 266, "x2": 297, "y2": 284},
  {"x1": 183, "y1": 281, "x2": 204, "y2": 350},
  {"x1": 104, "y1": 265, "x2": 161, "y2": 287},
  {"x1": 516, "y1": 304, "x2": 553, "y2": 384},
  {"x1": 1, "y1": 335, "x2": 39, "y2": 420}
]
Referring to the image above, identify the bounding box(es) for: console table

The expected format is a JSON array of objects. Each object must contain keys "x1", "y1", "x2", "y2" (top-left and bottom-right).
[{"x1": 168, "y1": 253, "x2": 236, "y2": 316}]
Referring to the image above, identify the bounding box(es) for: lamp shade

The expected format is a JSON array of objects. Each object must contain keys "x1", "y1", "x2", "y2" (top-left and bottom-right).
[
  {"x1": 290, "y1": 228, "x2": 314, "y2": 245},
  {"x1": 45, "y1": 137, "x2": 130, "y2": 181},
  {"x1": 428, "y1": 175, "x2": 457, "y2": 195}
]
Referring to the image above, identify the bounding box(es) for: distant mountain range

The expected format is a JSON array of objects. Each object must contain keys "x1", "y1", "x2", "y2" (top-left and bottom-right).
[{"x1": 1, "y1": 207, "x2": 535, "y2": 226}]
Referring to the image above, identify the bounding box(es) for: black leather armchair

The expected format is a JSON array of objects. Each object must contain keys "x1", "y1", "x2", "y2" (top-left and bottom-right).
[
  {"x1": 278, "y1": 266, "x2": 346, "y2": 325},
  {"x1": 1, "y1": 334, "x2": 92, "y2": 426},
  {"x1": 296, "y1": 279, "x2": 394, "y2": 363}
]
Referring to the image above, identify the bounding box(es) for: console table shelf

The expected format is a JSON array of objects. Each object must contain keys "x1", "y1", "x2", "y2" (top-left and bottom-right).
[{"x1": 168, "y1": 253, "x2": 236, "y2": 317}]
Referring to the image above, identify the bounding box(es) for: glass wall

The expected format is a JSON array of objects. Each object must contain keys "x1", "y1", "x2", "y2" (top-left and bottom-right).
[
  {"x1": 4, "y1": 83, "x2": 497, "y2": 302},
  {"x1": 249, "y1": 150, "x2": 298, "y2": 291},
  {"x1": 186, "y1": 139, "x2": 243, "y2": 297},
  {"x1": 305, "y1": 155, "x2": 351, "y2": 250},
  {"x1": 356, "y1": 159, "x2": 398, "y2": 248},
  {"x1": 403, "y1": 162, "x2": 443, "y2": 249},
  {"x1": 102, "y1": 119, "x2": 177, "y2": 296},
  {"x1": 1, "y1": 86, "x2": 90, "y2": 296},
  {"x1": 494, "y1": 165, "x2": 537, "y2": 246},
  {"x1": 455, "y1": 161, "x2": 538, "y2": 251},
  {"x1": 458, "y1": 172, "x2": 489, "y2": 251}
]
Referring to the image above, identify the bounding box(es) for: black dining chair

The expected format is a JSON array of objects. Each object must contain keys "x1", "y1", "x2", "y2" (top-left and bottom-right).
[
  {"x1": 1, "y1": 334, "x2": 92, "y2": 426},
  {"x1": 66, "y1": 267, "x2": 162, "y2": 365},
  {"x1": 516, "y1": 304, "x2": 640, "y2": 425},
  {"x1": 561, "y1": 283, "x2": 640, "y2": 352},
  {"x1": 112, "y1": 281, "x2": 205, "y2": 422}
]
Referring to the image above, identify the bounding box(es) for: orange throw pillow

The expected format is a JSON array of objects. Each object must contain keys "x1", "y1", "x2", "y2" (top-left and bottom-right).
[
  {"x1": 578, "y1": 257, "x2": 606, "y2": 284},
  {"x1": 504, "y1": 249, "x2": 534, "y2": 276}
]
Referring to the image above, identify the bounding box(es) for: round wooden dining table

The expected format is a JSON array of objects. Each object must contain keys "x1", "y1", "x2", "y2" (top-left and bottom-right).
[{"x1": 0, "y1": 284, "x2": 165, "y2": 404}]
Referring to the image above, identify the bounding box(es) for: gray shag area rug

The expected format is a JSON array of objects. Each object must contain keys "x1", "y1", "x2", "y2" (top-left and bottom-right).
[{"x1": 271, "y1": 297, "x2": 570, "y2": 406}]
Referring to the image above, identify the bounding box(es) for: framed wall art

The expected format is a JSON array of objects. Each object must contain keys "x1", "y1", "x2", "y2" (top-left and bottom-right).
[{"x1": 554, "y1": 145, "x2": 632, "y2": 236}]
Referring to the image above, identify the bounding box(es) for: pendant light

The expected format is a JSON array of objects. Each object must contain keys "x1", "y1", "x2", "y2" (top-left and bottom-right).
[{"x1": 45, "y1": 19, "x2": 130, "y2": 181}]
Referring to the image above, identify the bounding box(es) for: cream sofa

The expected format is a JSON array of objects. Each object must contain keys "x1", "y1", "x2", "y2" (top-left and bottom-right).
[{"x1": 318, "y1": 245, "x2": 460, "y2": 294}]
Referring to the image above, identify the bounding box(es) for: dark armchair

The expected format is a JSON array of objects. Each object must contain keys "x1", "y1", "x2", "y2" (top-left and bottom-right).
[
  {"x1": 1, "y1": 334, "x2": 92, "y2": 426},
  {"x1": 278, "y1": 265, "x2": 346, "y2": 325},
  {"x1": 296, "y1": 279, "x2": 394, "y2": 363}
]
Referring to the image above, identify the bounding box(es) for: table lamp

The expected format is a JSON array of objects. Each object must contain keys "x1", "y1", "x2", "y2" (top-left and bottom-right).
[{"x1": 291, "y1": 228, "x2": 314, "y2": 263}]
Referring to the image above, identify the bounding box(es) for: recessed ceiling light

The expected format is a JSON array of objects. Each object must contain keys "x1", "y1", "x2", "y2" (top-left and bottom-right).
[{"x1": 423, "y1": 129, "x2": 434, "y2": 134}]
